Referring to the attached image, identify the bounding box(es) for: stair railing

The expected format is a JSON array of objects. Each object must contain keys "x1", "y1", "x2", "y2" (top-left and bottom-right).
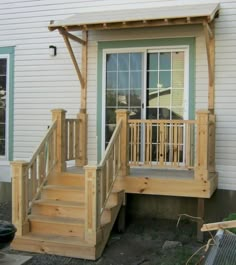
[
  {"x1": 11, "y1": 118, "x2": 58, "y2": 236},
  {"x1": 84, "y1": 110, "x2": 129, "y2": 244}
]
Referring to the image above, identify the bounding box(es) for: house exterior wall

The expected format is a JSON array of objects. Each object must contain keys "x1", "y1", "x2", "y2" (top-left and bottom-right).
[{"x1": 0, "y1": 0, "x2": 235, "y2": 192}]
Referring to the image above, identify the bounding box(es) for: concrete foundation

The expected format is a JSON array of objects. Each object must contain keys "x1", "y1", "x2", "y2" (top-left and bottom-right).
[
  {"x1": 127, "y1": 189, "x2": 236, "y2": 223},
  {"x1": 0, "y1": 182, "x2": 12, "y2": 203}
]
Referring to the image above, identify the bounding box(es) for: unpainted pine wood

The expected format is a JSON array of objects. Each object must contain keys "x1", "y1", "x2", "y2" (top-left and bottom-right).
[
  {"x1": 51, "y1": 109, "x2": 66, "y2": 173},
  {"x1": 11, "y1": 161, "x2": 30, "y2": 236},
  {"x1": 194, "y1": 111, "x2": 210, "y2": 181},
  {"x1": 60, "y1": 31, "x2": 84, "y2": 88},
  {"x1": 84, "y1": 166, "x2": 98, "y2": 244},
  {"x1": 203, "y1": 21, "x2": 215, "y2": 113},
  {"x1": 76, "y1": 112, "x2": 88, "y2": 166},
  {"x1": 81, "y1": 30, "x2": 88, "y2": 112},
  {"x1": 51, "y1": 17, "x2": 209, "y2": 32},
  {"x1": 208, "y1": 114, "x2": 216, "y2": 173},
  {"x1": 68, "y1": 120, "x2": 74, "y2": 160},
  {"x1": 201, "y1": 220, "x2": 236, "y2": 232}
]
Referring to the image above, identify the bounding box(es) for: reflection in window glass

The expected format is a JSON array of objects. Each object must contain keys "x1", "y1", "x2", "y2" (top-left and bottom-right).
[
  {"x1": 130, "y1": 53, "x2": 142, "y2": 70},
  {"x1": 160, "y1": 52, "x2": 171, "y2": 70},
  {"x1": 105, "y1": 52, "x2": 143, "y2": 145},
  {"x1": 172, "y1": 71, "x2": 184, "y2": 88},
  {"x1": 0, "y1": 58, "x2": 7, "y2": 156},
  {"x1": 159, "y1": 89, "x2": 171, "y2": 107},
  {"x1": 172, "y1": 89, "x2": 184, "y2": 107},
  {"x1": 118, "y1": 53, "x2": 129, "y2": 71},
  {"x1": 106, "y1": 54, "x2": 117, "y2": 71},
  {"x1": 159, "y1": 71, "x2": 171, "y2": 88},
  {"x1": 147, "y1": 89, "x2": 158, "y2": 107},
  {"x1": 147, "y1": 71, "x2": 158, "y2": 88},
  {"x1": 147, "y1": 53, "x2": 158, "y2": 70},
  {"x1": 172, "y1": 52, "x2": 184, "y2": 70}
]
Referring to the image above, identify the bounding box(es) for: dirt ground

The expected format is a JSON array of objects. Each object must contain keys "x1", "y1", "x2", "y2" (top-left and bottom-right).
[{"x1": 0, "y1": 201, "x2": 204, "y2": 265}]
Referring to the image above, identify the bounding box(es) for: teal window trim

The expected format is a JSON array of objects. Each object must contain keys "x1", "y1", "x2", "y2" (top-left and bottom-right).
[
  {"x1": 97, "y1": 38, "x2": 195, "y2": 162},
  {"x1": 0, "y1": 46, "x2": 15, "y2": 161}
]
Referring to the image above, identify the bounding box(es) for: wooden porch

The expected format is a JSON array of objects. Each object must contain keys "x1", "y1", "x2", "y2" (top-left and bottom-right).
[{"x1": 11, "y1": 107, "x2": 217, "y2": 259}]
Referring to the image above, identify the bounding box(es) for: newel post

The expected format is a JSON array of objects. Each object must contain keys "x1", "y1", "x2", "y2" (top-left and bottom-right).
[
  {"x1": 84, "y1": 165, "x2": 99, "y2": 244},
  {"x1": 116, "y1": 110, "x2": 130, "y2": 176},
  {"x1": 11, "y1": 161, "x2": 30, "y2": 236},
  {"x1": 51, "y1": 109, "x2": 66, "y2": 173},
  {"x1": 195, "y1": 110, "x2": 214, "y2": 181},
  {"x1": 76, "y1": 112, "x2": 88, "y2": 166}
]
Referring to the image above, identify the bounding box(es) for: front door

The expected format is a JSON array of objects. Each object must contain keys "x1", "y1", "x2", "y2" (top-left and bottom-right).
[{"x1": 103, "y1": 47, "x2": 189, "y2": 163}]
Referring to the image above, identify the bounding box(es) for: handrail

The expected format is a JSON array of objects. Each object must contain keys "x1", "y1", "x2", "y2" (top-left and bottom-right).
[
  {"x1": 98, "y1": 120, "x2": 122, "y2": 214},
  {"x1": 128, "y1": 119, "x2": 196, "y2": 169},
  {"x1": 12, "y1": 120, "x2": 58, "y2": 235},
  {"x1": 27, "y1": 120, "x2": 58, "y2": 209}
]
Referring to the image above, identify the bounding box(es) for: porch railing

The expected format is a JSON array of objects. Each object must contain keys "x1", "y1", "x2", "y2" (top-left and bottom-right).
[{"x1": 129, "y1": 119, "x2": 196, "y2": 169}]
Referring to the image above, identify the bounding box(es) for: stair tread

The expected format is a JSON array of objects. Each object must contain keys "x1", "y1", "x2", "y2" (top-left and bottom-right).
[
  {"x1": 29, "y1": 214, "x2": 84, "y2": 225},
  {"x1": 33, "y1": 199, "x2": 84, "y2": 207},
  {"x1": 21, "y1": 233, "x2": 91, "y2": 246},
  {"x1": 43, "y1": 185, "x2": 84, "y2": 191}
]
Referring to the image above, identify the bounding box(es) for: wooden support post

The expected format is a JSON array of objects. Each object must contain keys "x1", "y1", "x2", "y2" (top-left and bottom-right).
[
  {"x1": 195, "y1": 110, "x2": 210, "y2": 181},
  {"x1": 197, "y1": 198, "x2": 205, "y2": 242},
  {"x1": 203, "y1": 21, "x2": 215, "y2": 114},
  {"x1": 51, "y1": 109, "x2": 66, "y2": 173},
  {"x1": 84, "y1": 165, "x2": 99, "y2": 244},
  {"x1": 11, "y1": 161, "x2": 30, "y2": 236},
  {"x1": 116, "y1": 110, "x2": 130, "y2": 176},
  {"x1": 76, "y1": 112, "x2": 88, "y2": 166},
  {"x1": 81, "y1": 30, "x2": 88, "y2": 112}
]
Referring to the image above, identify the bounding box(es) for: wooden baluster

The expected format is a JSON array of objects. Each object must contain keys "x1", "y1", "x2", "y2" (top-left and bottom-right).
[
  {"x1": 76, "y1": 112, "x2": 88, "y2": 166},
  {"x1": 159, "y1": 122, "x2": 165, "y2": 166},
  {"x1": 68, "y1": 120, "x2": 74, "y2": 160},
  {"x1": 11, "y1": 161, "x2": 30, "y2": 236}
]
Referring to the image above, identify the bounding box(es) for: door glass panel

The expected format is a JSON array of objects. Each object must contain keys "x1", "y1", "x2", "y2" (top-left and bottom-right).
[
  {"x1": 172, "y1": 89, "x2": 184, "y2": 107},
  {"x1": 118, "y1": 71, "x2": 129, "y2": 89},
  {"x1": 130, "y1": 53, "x2": 142, "y2": 70},
  {"x1": 130, "y1": 90, "x2": 141, "y2": 107},
  {"x1": 172, "y1": 108, "x2": 184, "y2": 120},
  {"x1": 147, "y1": 89, "x2": 158, "y2": 107},
  {"x1": 172, "y1": 52, "x2": 184, "y2": 70},
  {"x1": 147, "y1": 72, "x2": 158, "y2": 88},
  {"x1": 159, "y1": 71, "x2": 171, "y2": 88},
  {"x1": 147, "y1": 53, "x2": 158, "y2": 70},
  {"x1": 159, "y1": 89, "x2": 171, "y2": 107},
  {"x1": 160, "y1": 52, "x2": 171, "y2": 70},
  {"x1": 172, "y1": 71, "x2": 184, "y2": 88},
  {"x1": 106, "y1": 54, "x2": 117, "y2": 71},
  {"x1": 106, "y1": 72, "x2": 117, "y2": 89},
  {"x1": 130, "y1": 72, "x2": 142, "y2": 88},
  {"x1": 105, "y1": 52, "x2": 143, "y2": 144},
  {"x1": 118, "y1": 53, "x2": 129, "y2": 71}
]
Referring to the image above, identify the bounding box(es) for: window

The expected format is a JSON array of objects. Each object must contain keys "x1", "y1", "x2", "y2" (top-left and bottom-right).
[
  {"x1": 0, "y1": 56, "x2": 8, "y2": 157},
  {"x1": 0, "y1": 47, "x2": 14, "y2": 161}
]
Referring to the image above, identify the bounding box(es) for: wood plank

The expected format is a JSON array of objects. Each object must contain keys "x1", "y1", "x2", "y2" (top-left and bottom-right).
[
  {"x1": 81, "y1": 30, "x2": 88, "y2": 112},
  {"x1": 201, "y1": 220, "x2": 236, "y2": 232},
  {"x1": 116, "y1": 174, "x2": 217, "y2": 198}
]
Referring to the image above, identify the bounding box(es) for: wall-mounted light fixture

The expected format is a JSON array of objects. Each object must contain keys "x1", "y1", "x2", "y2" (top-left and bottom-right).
[{"x1": 49, "y1": 45, "x2": 57, "y2": 56}]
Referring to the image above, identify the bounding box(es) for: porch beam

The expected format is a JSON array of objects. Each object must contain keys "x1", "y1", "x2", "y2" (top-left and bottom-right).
[
  {"x1": 60, "y1": 30, "x2": 85, "y2": 89},
  {"x1": 203, "y1": 21, "x2": 215, "y2": 114},
  {"x1": 59, "y1": 28, "x2": 86, "y2": 45}
]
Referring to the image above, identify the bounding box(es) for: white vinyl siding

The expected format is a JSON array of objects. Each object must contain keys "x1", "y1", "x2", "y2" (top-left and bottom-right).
[{"x1": 0, "y1": 0, "x2": 235, "y2": 190}]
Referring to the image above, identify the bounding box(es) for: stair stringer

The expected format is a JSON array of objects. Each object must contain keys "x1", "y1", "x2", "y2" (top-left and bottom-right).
[{"x1": 95, "y1": 188, "x2": 125, "y2": 259}]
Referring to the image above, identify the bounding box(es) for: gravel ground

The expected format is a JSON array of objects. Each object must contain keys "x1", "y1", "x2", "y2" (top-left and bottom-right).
[{"x1": 0, "y1": 201, "x2": 203, "y2": 265}]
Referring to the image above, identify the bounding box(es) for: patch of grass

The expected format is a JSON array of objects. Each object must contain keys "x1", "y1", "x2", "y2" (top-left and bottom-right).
[{"x1": 223, "y1": 213, "x2": 236, "y2": 234}]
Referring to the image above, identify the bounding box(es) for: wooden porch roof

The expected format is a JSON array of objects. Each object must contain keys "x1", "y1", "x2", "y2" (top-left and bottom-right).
[{"x1": 49, "y1": 3, "x2": 220, "y2": 31}]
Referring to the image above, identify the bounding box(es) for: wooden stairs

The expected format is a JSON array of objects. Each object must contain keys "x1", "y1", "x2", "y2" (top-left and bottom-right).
[{"x1": 11, "y1": 170, "x2": 124, "y2": 260}]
